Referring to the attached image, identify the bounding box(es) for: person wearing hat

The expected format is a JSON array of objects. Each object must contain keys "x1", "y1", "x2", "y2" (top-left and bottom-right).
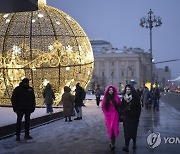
[
  {"x1": 101, "y1": 85, "x2": 121, "y2": 150},
  {"x1": 11, "y1": 78, "x2": 36, "y2": 141},
  {"x1": 43, "y1": 83, "x2": 55, "y2": 114},
  {"x1": 60, "y1": 86, "x2": 75, "y2": 122}
]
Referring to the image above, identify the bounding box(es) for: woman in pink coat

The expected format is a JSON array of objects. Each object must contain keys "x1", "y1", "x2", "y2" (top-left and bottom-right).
[{"x1": 101, "y1": 85, "x2": 121, "y2": 150}]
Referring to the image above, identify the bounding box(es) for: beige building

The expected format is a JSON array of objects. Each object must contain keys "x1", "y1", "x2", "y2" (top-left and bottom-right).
[
  {"x1": 88, "y1": 40, "x2": 152, "y2": 92},
  {"x1": 155, "y1": 67, "x2": 171, "y2": 87}
]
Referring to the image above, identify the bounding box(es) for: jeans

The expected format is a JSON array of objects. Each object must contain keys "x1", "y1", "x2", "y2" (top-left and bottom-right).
[
  {"x1": 46, "y1": 104, "x2": 53, "y2": 113},
  {"x1": 76, "y1": 107, "x2": 82, "y2": 118},
  {"x1": 153, "y1": 99, "x2": 159, "y2": 111}
]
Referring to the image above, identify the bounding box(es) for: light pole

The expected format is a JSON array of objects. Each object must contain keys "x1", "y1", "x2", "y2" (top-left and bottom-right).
[
  {"x1": 126, "y1": 66, "x2": 131, "y2": 84},
  {"x1": 111, "y1": 72, "x2": 114, "y2": 84},
  {"x1": 140, "y1": 9, "x2": 162, "y2": 89}
]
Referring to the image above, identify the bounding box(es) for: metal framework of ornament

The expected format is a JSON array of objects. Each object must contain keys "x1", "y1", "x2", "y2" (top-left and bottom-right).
[{"x1": 0, "y1": 0, "x2": 94, "y2": 106}]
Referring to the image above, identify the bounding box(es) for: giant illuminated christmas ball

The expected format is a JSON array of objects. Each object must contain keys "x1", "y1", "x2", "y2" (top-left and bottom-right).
[{"x1": 0, "y1": 0, "x2": 94, "y2": 106}]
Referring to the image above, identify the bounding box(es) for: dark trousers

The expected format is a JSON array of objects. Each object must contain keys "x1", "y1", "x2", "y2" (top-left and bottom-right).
[
  {"x1": 111, "y1": 130, "x2": 116, "y2": 145},
  {"x1": 123, "y1": 118, "x2": 139, "y2": 146},
  {"x1": 46, "y1": 104, "x2": 53, "y2": 113},
  {"x1": 65, "y1": 116, "x2": 71, "y2": 120},
  {"x1": 153, "y1": 99, "x2": 159, "y2": 111},
  {"x1": 16, "y1": 111, "x2": 31, "y2": 137},
  {"x1": 96, "y1": 96, "x2": 100, "y2": 106}
]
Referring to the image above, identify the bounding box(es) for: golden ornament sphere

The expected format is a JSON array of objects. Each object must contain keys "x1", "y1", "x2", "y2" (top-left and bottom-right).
[{"x1": 0, "y1": 1, "x2": 94, "y2": 106}]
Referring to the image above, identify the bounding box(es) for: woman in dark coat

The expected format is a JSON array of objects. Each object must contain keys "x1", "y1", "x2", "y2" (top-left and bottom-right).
[
  {"x1": 43, "y1": 83, "x2": 55, "y2": 114},
  {"x1": 74, "y1": 83, "x2": 84, "y2": 120},
  {"x1": 61, "y1": 86, "x2": 75, "y2": 122},
  {"x1": 120, "y1": 84, "x2": 141, "y2": 152}
]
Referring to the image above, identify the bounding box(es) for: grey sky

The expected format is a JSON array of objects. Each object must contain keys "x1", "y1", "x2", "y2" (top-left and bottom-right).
[{"x1": 47, "y1": 0, "x2": 180, "y2": 79}]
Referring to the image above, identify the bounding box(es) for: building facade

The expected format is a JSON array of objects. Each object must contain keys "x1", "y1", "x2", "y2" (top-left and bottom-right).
[
  {"x1": 88, "y1": 40, "x2": 153, "y2": 92},
  {"x1": 87, "y1": 40, "x2": 171, "y2": 92},
  {"x1": 156, "y1": 67, "x2": 171, "y2": 88}
]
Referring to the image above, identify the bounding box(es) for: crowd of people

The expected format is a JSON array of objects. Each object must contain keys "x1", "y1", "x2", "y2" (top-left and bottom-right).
[
  {"x1": 101, "y1": 84, "x2": 141, "y2": 152},
  {"x1": 11, "y1": 77, "x2": 160, "y2": 153},
  {"x1": 141, "y1": 86, "x2": 161, "y2": 111},
  {"x1": 11, "y1": 78, "x2": 86, "y2": 141},
  {"x1": 101, "y1": 84, "x2": 161, "y2": 152}
]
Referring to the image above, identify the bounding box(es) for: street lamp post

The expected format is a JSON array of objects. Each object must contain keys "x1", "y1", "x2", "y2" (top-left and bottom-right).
[
  {"x1": 111, "y1": 72, "x2": 114, "y2": 84},
  {"x1": 140, "y1": 9, "x2": 162, "y2": 89},
  {"x1": 126, "y1": 66, "x2": 131, "y2": 84}
]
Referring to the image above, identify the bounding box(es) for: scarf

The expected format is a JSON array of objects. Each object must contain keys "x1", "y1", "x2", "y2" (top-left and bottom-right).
[{"x1": 124, "y1": 93, "x2": 132, "y2": 103}]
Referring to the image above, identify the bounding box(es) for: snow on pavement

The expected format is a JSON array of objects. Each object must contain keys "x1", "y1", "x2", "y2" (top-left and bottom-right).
[{"x1": 0, "y1": 100, "x2": 122, "y2": 154}]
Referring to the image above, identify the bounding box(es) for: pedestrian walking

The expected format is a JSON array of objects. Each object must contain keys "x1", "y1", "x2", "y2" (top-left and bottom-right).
[
  {"x1": 11, "y1": 78, "x2": 36, "y2": 141},
  {"x1": 101, "y1": 85, "x2": 121, "y2": 150},
  {"x1": 43, "y1": 83, "x2": 55, "y2": 114},
  {"x1": 136, "y1": 88, "x2": 143, "y2": 107},
  {"x1": 142, "y1": 86, "x2": 151, "y2": 110},
  {"x1": 60, "y1": 86, "x2": 75, "y2": 122},
  {"x1": 74, "y1": 83, "x2": 84, "y2": 120},
  {"x1": 151, "y1": 87, "x2": 160, "y2": 111},
  {"x1": 95, "y1": 85, "x2": 101, "y2": 107},
  {"x1": 120, "y1": 84, "x2": 141, "y2": 152}
]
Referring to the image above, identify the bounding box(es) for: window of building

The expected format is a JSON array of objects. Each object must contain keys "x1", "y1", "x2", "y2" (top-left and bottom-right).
[
  {"x1": 102, "y1": 72, "x2": 105, "y2": 77},
  {"x1": 131, "y1": 71, "x2": 134, "y2": 77},
  {"x1": 110, "y1": 72, "x2": 114, "y2": 80},
  {"x1": 101, "y1": 61, "x2": 105, "y2": 67},
  {"x1": 130, "y1": 61, "x2": 135, "y2": 69},
  {"x1": 120, "y1": 61, "x2": 125, "y2": 68},
  {"x1": 121, "y1": 71, "x2": 124, "y2": 77}
]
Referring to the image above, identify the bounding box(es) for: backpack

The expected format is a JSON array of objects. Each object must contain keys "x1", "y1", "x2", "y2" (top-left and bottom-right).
[{"x1": 82, "y1": 89, "x2": 86, "y2": 100}]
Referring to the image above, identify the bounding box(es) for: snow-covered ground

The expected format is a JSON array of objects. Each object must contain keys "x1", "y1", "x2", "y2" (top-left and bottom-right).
[
  {"x1": 0, "y1": 99, "x2": 180, "y2": 154},
  {"x1": 0, "y1": 94, "x2": 96, "y2": 127},
  {"x1": 0, "y1": 100, "x2": 115, "y2": 154},
  {"x1": 0, "y1": 107, "x2": 63, "y2": 127}
]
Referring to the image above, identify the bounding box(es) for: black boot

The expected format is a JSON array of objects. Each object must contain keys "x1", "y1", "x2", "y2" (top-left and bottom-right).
[
  {"x1": 110, "y1": 136, "x2": 116, "y2": 150},
  {"x1": 133, "y1": 141, "x2": 137, "y2": 149},
  {"x1": 24, "y1": 135, "x2": 33, "y2": 140},
  {"x1": 16, "y1": 136, "x2": 20, "y2": 141},
  {"x1": 109, "y1": 143, "x2": 115, "y2": 150},
  {"x1": 68, "y1": 117, "x2": 72, "y2": 122},
  {"x1": 74, "y1": 117, "x2": 80, "y2": 120},
  {"x1": 122, "y1": 146, "x2": 129, "y2": 152}
]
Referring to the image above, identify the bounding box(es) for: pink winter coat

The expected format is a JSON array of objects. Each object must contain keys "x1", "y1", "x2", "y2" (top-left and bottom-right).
[{"x1": 101, "y1": 85, "x2": 121, "y2": 139}]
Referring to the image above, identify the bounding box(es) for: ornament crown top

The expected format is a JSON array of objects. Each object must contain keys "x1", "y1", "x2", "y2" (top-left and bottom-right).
[{"x1": 38, "y1": 0, "x2": 46, "y2": 6}]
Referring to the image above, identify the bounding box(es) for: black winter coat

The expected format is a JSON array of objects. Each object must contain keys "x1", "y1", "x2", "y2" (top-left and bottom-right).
[
  {"x1": 74, "y1": 86, "x2": 84, "y2": 107},
  {"x1": 121, "y1": 96, "x2": 141, "y2": 120},
  {"x1": 11, "y1": 83, "x2": 36, "y2": 113},
  {"x1": 120, "y1": 96, "x2": 141, "y2": 140}
]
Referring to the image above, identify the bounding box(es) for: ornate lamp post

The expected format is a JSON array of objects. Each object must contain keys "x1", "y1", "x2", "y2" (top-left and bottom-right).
[{"x1": 140, "y1": 9, "x2": 162, "y2": 89}]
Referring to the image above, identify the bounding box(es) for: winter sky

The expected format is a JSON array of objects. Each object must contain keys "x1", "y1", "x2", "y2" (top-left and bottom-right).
[{"x1": 47, "y1": 0, "x2": 180, "y2": 79}]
